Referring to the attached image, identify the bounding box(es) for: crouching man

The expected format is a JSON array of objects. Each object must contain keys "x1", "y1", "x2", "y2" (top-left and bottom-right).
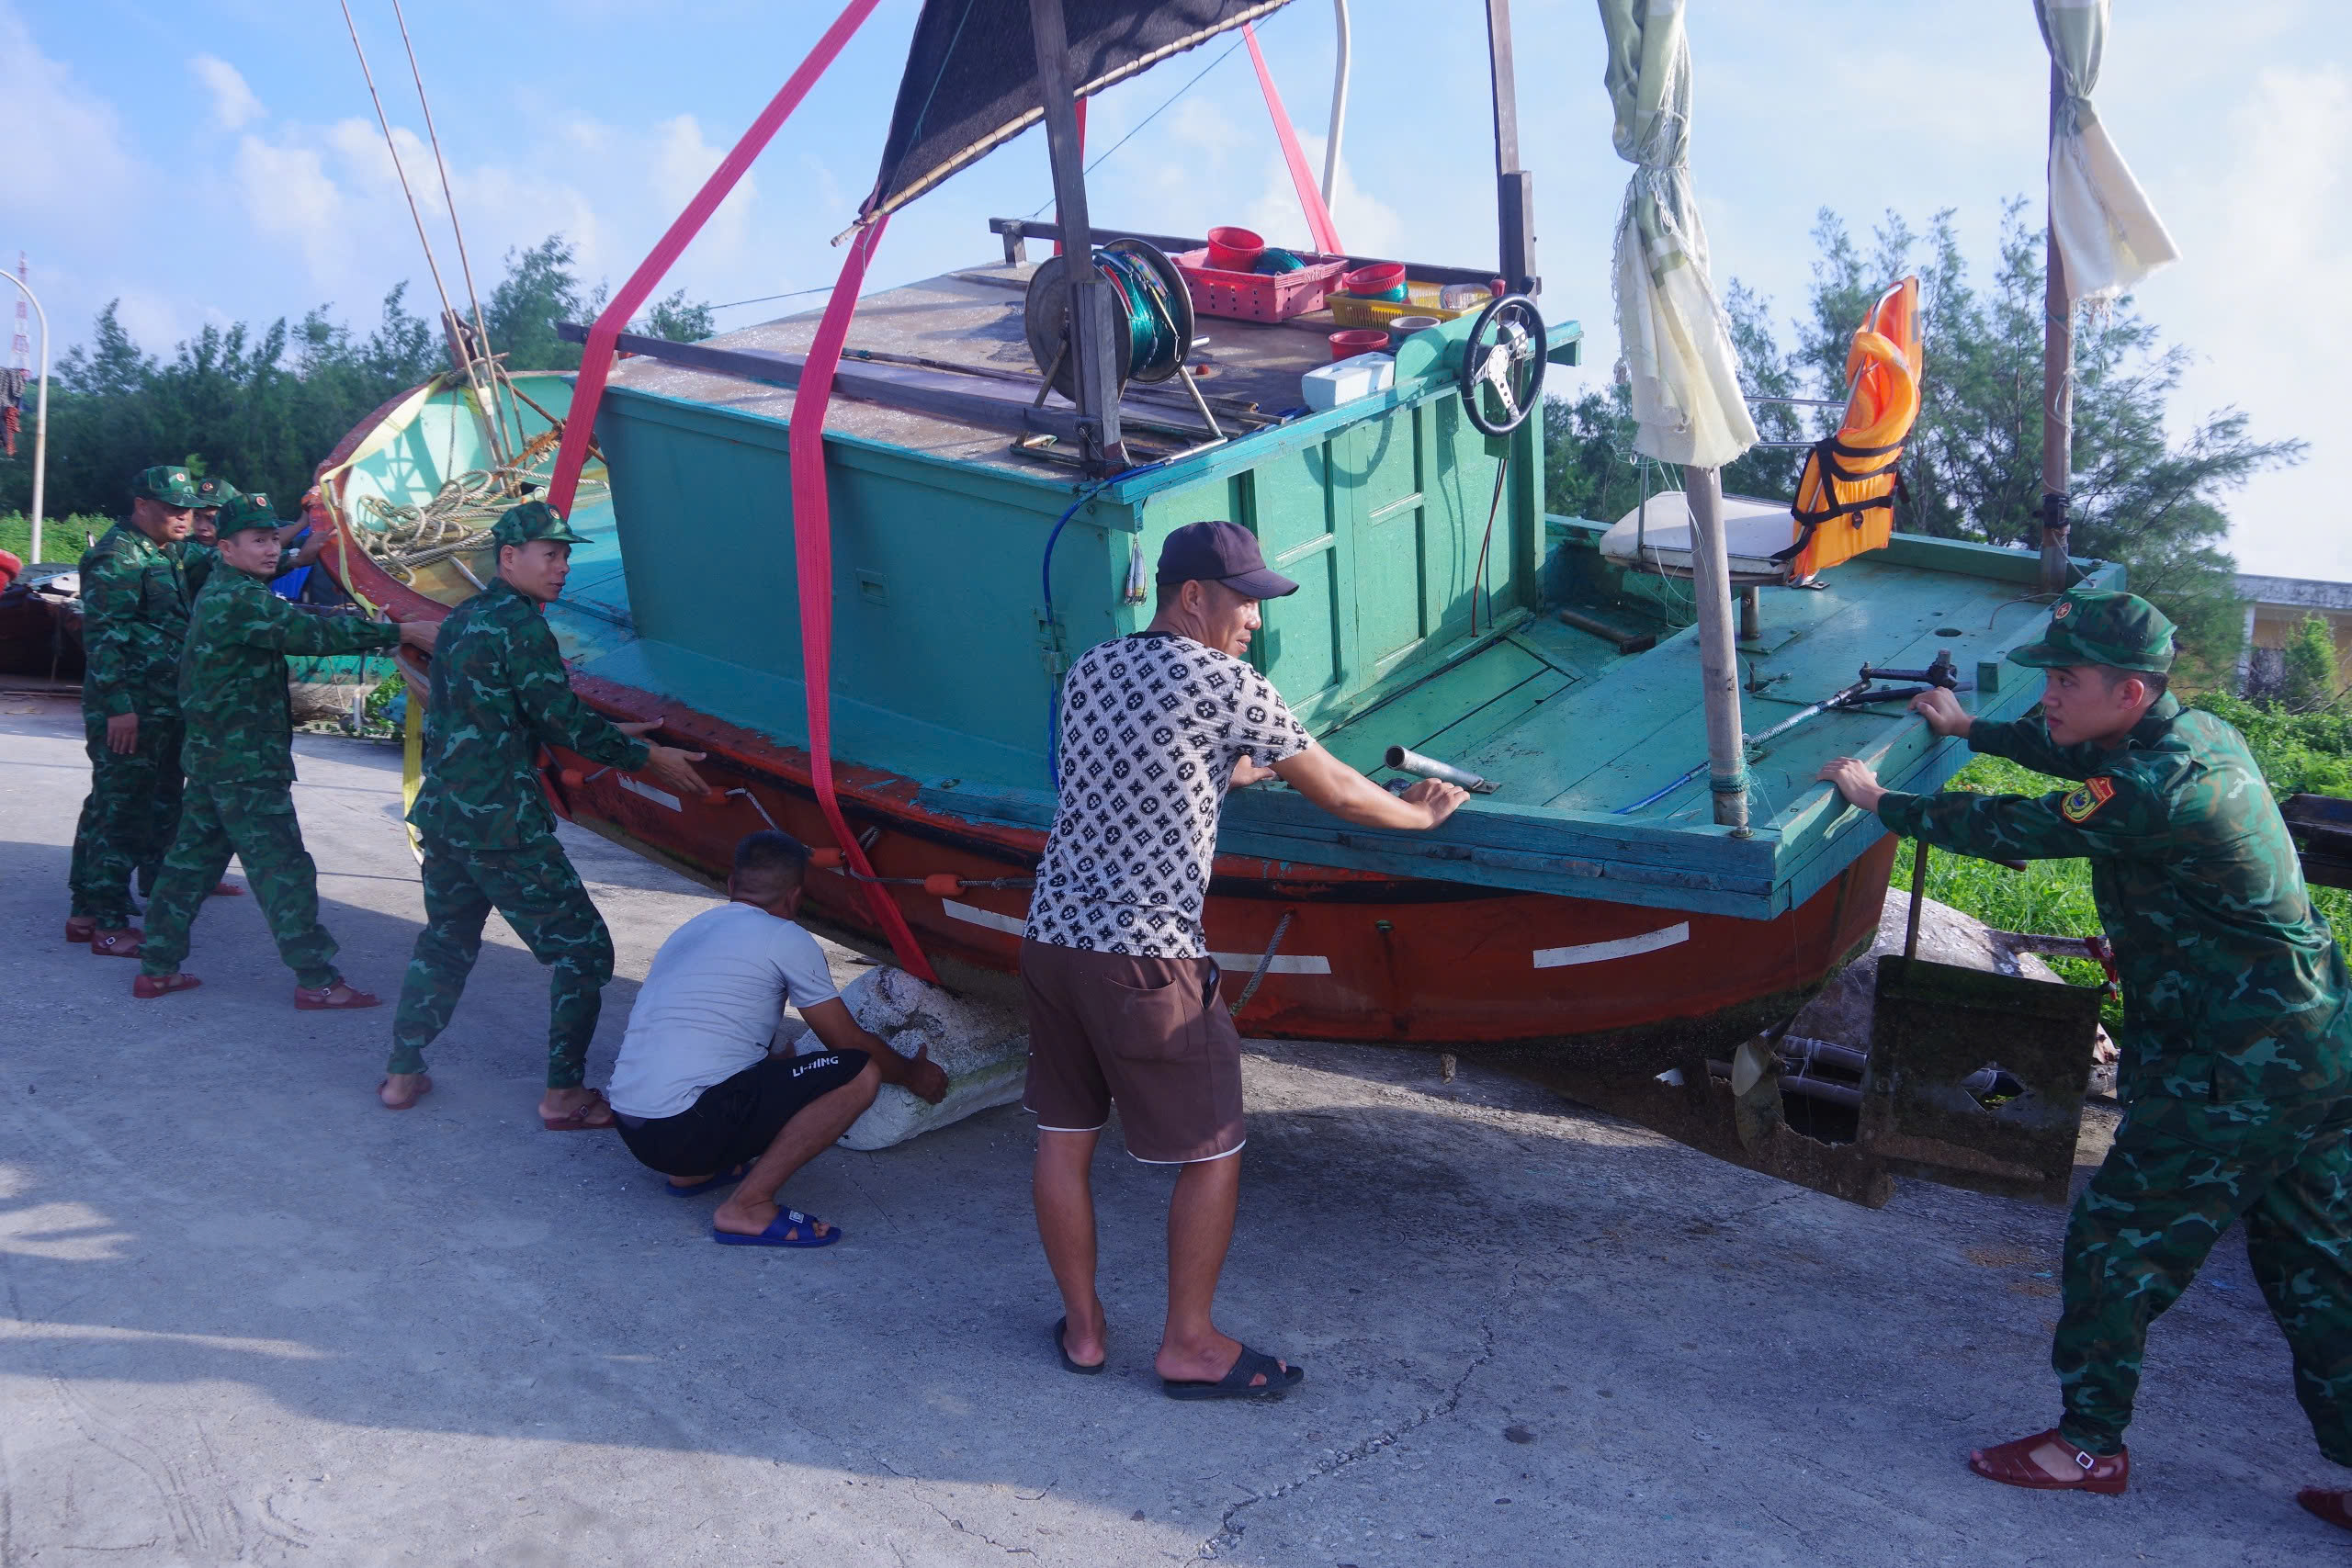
[{"x1": 605, "y1": 830, "x2": 950, "y2": 1247}]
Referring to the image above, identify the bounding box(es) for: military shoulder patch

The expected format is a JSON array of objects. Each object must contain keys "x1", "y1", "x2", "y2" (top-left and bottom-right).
[{"x1": 2061, "y1": 775, "x2": 2118, "y2": 823}]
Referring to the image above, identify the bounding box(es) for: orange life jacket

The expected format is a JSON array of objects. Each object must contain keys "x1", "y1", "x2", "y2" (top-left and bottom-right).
[{"x1": 1779, "y1": 276, "x2": 1922, "y2": 579}]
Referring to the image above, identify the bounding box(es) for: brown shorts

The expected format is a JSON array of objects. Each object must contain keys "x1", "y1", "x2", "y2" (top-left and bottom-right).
[{"x1": 1019, "y1": 938, "x2": 1246, "y2": 1164}]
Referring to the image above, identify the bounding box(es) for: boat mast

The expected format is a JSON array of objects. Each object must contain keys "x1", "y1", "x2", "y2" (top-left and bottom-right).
[
  {"x1": 1028, "y1": 0, "x2": 1127, "y2": 474},
  {"x1": 1485, "y1": 0, "x2": 1537, "y2": 297},
  {"x1": 2039, "y1": 61, "x2": 2072, "y2": 593}
]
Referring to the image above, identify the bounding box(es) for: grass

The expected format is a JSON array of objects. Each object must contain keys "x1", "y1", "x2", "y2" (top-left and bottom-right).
[
  {"x1": 1890, "y1": 750, "x2": 2352, "y2": 1031},
  {"x1": 0, "y1": 512, "x2": 115, "y2": 565}
]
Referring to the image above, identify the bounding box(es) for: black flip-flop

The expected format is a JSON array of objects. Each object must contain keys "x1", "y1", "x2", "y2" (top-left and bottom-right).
[
  {"x1": 1054, "y1": 1317, "x2": 1104, "y2": 1375},
  {"x1": 1161, "y1": 1345, "x2": 1302, "y2": 1401}
]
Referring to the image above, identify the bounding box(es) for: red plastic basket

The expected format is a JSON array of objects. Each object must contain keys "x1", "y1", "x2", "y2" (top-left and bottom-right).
[{"x1": 1172, "y1": 248, "x2": 1348, "y2": 322}]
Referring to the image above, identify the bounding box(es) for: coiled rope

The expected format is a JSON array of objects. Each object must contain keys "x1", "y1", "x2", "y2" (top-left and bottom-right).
[{"x1": 1094, "y1": 247, "x2": 1183, "y2": 381}]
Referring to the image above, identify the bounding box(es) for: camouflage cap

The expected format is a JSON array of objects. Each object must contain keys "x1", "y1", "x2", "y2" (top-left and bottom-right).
[
  {"x1": 216, "y1": 492, "x2": 282, "y2": 538},
  {"x1": 488, "y1": 500, "x2": 587, "y2": 550},
  {"x1": 2008, "y1": 588, "x2": 2177, "y2": 674},
  {"x1": 191, "y1": 475, "x2": 242, "y2": 511},
  {"x1": 130, "y1": 465, "x2": 207, "y2": 508}
]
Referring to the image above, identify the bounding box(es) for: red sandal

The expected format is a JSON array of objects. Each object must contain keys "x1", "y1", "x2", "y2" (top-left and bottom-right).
[
  {"x1": 1968, "y1": 1429, "x2": 2129, "y2": 1495},
  {"x1": 295, "y1": 981, "x2": 380, "y2": 1010},
  {"x1": 131, "y1": 972, "x2": 203, "y2": 1000},
  {"x1": 89, "y1": 928, "x2": 143, "y2": 959},
  {"x1": 2300, "y1": 1487, "x2": 2352, "y2": 1534},
  {"x1": 64, "y1": 915, "x2": 95, "y2": 943}
]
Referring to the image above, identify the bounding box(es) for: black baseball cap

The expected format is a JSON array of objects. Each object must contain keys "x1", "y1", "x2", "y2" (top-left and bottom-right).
[{"x1": 1155, "y1": 520, "x2": 1298, "y2": 600}]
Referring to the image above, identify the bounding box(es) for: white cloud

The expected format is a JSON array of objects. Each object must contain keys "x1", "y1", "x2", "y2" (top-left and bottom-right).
[
  {"x1": 651, "y1": 114, "x2": 759, "y2": 263},
  {"x1": 5, "y1": 3, "x2": 139, "y2": 221},
  {"x1": 234, "y1": 134, "x2": 346, "y2": 278},
  {"x1": 190, "y1": 54, "x2": 264, "y2": 130}
]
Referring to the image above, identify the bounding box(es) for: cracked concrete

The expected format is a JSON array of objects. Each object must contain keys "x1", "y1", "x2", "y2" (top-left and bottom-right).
[{"x1": 0, "y1": 694, "x2": 2343, "y2": 1565}]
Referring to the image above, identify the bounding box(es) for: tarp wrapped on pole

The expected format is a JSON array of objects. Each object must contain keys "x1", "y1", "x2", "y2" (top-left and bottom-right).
[
  {"x1": 1596, "y1": 0, "x2": 1756, "y2": 470},
  {"x1": 2036, "y1": 0, "x2": 2179, "y2": 304},
  {"x1": 1597, "y1": 0, "x2": 1751, "y2": 829},
  {"x1": 858, "y1": 0, "x2": 1295, "y2": 223}
]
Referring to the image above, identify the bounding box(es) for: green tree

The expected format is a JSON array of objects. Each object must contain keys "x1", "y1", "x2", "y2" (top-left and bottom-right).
[
  {"x1": 484, "y1": 236, "x2": 605, "y2": 371},
  {"x1": 2279, "y1": 612, "x2": 2346, "y2": 715},
  {"x1": 638, "y1": 288, "x2": 714, "y2": 343}
]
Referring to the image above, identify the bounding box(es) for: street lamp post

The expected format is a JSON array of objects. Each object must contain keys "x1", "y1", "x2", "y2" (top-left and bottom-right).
[{"x1": 3, "y1": 265, "x2": 50, "y2": 566}]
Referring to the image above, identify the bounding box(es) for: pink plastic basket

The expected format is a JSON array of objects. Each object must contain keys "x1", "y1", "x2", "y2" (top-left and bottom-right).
[{"x1": 1172, "y1": 247, "x2": 1349, "y2": 322}]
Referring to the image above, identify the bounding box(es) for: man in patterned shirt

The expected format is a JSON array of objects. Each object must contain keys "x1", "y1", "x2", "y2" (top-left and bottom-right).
[{"x1": 1024, "y1": 520, "x2": 1467, "y2": 1401}]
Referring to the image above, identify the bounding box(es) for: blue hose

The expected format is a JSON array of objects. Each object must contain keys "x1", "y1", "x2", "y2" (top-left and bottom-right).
[{"x1": 1040, "y1": 458, "x2": 1173, "y2": 786}]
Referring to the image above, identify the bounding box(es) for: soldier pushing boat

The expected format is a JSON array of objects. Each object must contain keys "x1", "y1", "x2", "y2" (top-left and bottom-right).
[
  {"x1": 1820, "y1": 589, "x2": 2352, "y2": 1523},
  {"x1": 131, "y1": 491, "x2": 438, "y2": 1007},
  {"x1": 381, "y1": 501, "x2": 710, "y2": 1126}
]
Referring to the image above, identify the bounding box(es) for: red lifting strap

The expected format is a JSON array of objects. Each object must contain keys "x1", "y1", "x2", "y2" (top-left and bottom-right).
[
  {"x1": 546, "y1": 0, "x2": 880, "y2": 515},
  {"x1": 1242, "y1": 22, "x2": 1342, "y2": 257},
  {"x1": 790, "y1": 215, "x2": 938, "y2": 983}
]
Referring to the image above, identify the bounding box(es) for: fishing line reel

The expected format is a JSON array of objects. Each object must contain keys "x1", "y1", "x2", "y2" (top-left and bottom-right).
[{"x1": 1023, "y1": 238, "x2": 1194, "y2": 402}]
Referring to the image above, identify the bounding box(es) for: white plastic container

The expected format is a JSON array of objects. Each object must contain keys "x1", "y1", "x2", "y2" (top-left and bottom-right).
[{"x1": 1301, "y1": 351, "x2": 1396, "y2": 411}]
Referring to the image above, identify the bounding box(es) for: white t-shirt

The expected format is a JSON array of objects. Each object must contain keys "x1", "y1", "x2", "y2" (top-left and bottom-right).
[
  {"x1": 1024, "y1": 632, "x2": 1311, "y2": 959},
  {"x1": 605, "y1": 901, "x2": 842, "y2": 1120}
]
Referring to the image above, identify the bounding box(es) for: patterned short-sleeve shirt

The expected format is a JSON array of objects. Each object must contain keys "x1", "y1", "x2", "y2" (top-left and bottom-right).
[{"x1": 1024, "y1": 632, "x2": 1312, "y2": 958}]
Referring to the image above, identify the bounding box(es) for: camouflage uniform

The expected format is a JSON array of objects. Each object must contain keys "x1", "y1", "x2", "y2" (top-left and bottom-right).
[
  {"x1": 387, "y1": 502, "x2": 650, "y2": 1089},
  {"x1": 69, "y1": 467, "x2": 208, "y2": 928},
  {"x1": 1877, "y1": 589, "x2": 2352, "y2": 1466},
  {"x1": 138, "y1": 494, "x2": 404, "y2": 986}
]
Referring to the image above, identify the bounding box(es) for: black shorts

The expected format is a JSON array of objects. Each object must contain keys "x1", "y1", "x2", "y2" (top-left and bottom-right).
[{"x1": 616, "y1": 1051, "x2": 870, "y2": 1177}]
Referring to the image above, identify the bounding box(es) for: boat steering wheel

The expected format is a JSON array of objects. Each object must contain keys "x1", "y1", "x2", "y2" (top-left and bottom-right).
[{"x1": 1458, "y1": 294, "x2": 1547, "y2": 437}]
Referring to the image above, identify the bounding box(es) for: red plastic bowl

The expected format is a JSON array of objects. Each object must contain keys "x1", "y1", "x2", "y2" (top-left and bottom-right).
[
  {"x1": 1329, "y1": 329, "x2": 1390, "y2": 361},
  {"x1": 1340, "y1": 262, "x2": 1408, "y2": 299},
  {"x1": 1204, "y1": 226, "x2": 1266, "y2": 271}
]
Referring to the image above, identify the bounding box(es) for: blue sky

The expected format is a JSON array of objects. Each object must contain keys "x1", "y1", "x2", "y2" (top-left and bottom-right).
[{"x1": 9, "y1": 0, "x2": 2346, "y2": 577}]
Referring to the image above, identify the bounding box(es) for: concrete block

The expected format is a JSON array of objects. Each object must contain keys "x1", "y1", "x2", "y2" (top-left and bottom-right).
[{"x1": 806, "y1": 965, "x2": 1027, "y2": 1149}]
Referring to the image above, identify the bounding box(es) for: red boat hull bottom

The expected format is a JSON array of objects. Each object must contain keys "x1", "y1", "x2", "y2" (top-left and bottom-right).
[{"x1": 550, "y1": 755, "x2": 1897, "y2": 1071}]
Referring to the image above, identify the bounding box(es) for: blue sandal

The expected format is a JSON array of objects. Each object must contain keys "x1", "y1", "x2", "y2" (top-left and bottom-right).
[
  {"x1": 712, "y1": 1209, "x2": 840, "y2": 1247},
  {"x1": 665, "y1": 1162, "x2": 752, "y2": 1197}
]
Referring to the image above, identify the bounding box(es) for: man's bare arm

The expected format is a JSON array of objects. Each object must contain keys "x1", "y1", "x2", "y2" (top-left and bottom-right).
[
  {"x1": 796, "y1": 998, "x2": 948, "y2": 1104},
  {"x1": 1269, "y1": 741, "x2": 1467, "y2": 829}
]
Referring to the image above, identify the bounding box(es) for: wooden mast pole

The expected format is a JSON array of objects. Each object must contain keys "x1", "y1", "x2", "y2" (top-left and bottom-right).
[
  {"x1": 1485, "y1": 0, "x2": 1538, "y2": 297},
  {"x1": 1028, "y1": 0, "x2": 1125, "y2": 473},
  {"x1": 2039, "y1": 62, "x2": 2074, "y2": 594}
]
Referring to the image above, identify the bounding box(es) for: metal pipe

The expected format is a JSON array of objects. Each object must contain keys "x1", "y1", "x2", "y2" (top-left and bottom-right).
[
  {"x1": 1680, "y1": 466, "x2": 1748, "y2": 830},
  {"x1": 1385, "y1": 745, "x2": 1498, "y2": 795},
  {"x1": 2, "y1": 263, "x2": 47, "y2": 565},
  {"x1": 1323, "y1": 0, "x2": 1351, "y2": 209}
]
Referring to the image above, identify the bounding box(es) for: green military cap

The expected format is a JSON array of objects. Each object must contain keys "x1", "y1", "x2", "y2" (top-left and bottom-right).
[
  {"x1": 488, "y1": 499, "x2": 588, "y2": 549},
  {"x1": 191, "y1": 475, "x2": 242, "y2": 511},
  {"x1": 130, "y1": 465, "x2": 207, "y2": 507},
  {"x1": 2008, "y1": 588, "x2": 2177, "y2": 673},
  {"x1": 216, "y1": 492, "x2": 281, "y2": 538}
]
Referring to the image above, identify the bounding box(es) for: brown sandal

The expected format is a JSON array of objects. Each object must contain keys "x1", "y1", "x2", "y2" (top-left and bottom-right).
[
  {"x1": 379, "y1": 1074, "x2": 434, "y2": 1111},
  {"x1": 2300, "y1": 1487, "x2": 2352, "y2": 1534},
  {"x1": 1968, "y1": 1429, "x2": 2128, "y2": 1495},
  {"x1": 64, "y1": 915, "x2": 95, "y2": 943},
  {"x1": 209, "y1": 881, "x2": 243, "y2": 897},
  {"x1": 89, "y1": 928, "x2": 143, "y2": 958},
  {"x1": 540, "y1": 1090, "x2": 617, "y2": 1132},
  {"x1": 131, "y1": 972, "x2": 203, "y2": 999}
]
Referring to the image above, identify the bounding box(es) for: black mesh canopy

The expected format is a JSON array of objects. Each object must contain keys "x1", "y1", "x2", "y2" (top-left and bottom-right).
[{"x1": 859, "y1": 0, "x2": 1294, "y2": 221}]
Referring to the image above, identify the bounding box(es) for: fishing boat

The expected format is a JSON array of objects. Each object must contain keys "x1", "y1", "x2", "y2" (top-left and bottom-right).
[{"x1": 318, "y1": 0, "x2": 2123, "y2": 1199}]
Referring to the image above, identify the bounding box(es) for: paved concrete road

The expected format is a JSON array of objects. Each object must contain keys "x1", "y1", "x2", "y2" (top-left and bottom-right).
[{"x1": 0, "y1": 694, "x2": 2338, "y2": 1565}]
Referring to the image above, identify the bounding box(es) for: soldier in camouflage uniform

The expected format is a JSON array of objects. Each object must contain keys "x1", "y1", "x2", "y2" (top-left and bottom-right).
[
  {"x1": 1820, "y1": 589, "x2": 2352, "y2": 1525},
  {"x1": 382, "y1": 501, "x2": 708, "y2": 1126},
  {"x1": 189, "y1": 475, "x2": 238, "y2": 547},
  {"x1": 68, "y1": 466, "x2": 209, "y2": 954},
  {"x1": 132, "y1": 493, "x2": 438, "y2": 1005}
]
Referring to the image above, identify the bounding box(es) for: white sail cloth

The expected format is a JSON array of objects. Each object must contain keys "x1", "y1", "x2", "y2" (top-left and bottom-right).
[
  {"x1": 1596, "y1": 0, "x2": 1756, "y2": 470},
  {"x1": 2036, "y1": 0, "x2": 2179, "y2": 303}
]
